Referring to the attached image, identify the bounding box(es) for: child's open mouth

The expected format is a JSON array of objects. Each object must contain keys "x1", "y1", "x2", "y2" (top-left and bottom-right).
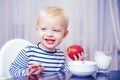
[{"x1": 45, "y1": 39, "x2": 55, "y2": 44}]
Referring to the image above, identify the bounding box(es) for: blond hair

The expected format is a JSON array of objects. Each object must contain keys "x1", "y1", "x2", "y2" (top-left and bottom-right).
[{"x1": 37, "y1": 6, "x2": 69, "y2": 27}]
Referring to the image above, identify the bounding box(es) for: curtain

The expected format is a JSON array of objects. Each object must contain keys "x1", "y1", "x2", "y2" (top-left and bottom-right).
[
  {"x1": 109, "y1": 0, "x2": 120, "y2": 48},
  {"x1": 108, "y1": 0, "x2": 120, "y2": 69},
  {"x1": 0, "y1": 0, "x2": 119, "y2": 70}
]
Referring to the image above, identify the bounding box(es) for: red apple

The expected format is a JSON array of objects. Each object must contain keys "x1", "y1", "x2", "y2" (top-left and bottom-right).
[{"x1": 67, "y1": 45, "x2": 84, "y2": 60}]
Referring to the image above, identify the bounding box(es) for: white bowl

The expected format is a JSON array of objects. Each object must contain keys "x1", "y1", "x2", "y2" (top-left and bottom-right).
[{"x1": 67, "y1": 61, "x2": 97, "y2": 77}]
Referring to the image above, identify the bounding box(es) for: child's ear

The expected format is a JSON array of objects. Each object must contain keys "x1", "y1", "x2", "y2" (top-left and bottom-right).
[
  {"x1": 36, "y1": 26, "x2": 40, "y2": 36},
  {"x1": 63, "y1": 30, "x2": 68, "y2": 39}
]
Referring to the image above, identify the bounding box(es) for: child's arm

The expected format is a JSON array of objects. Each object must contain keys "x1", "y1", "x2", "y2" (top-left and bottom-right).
[{"x1": 9, "y1": 49, "x2": 28, "y2": 77}]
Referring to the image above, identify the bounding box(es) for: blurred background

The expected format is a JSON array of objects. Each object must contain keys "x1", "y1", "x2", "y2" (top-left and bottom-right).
[{"x1": 0, "y1": 0, "x2": 120, "y2": 70}]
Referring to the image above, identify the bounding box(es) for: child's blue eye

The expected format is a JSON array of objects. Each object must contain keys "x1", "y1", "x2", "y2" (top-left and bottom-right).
[
  {"x1": 53, "y1": 30, "x2": 60, "y2": 32},
  {"x1": 41, "y1": 28, "x2": 46, "y2": 30}
]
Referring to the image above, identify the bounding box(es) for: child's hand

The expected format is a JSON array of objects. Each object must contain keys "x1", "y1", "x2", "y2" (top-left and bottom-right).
[
  {"x1": 73, "y1": 52, "x2": 88, "y2": 61},
  {"x1": 27, "y1": 63, "x2": 44, "y2": 76}
]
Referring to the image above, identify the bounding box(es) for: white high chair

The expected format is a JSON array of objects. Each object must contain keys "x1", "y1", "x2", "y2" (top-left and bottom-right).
[{"x1": 0, "y1": 39, "x2": 33, "y2": 79}]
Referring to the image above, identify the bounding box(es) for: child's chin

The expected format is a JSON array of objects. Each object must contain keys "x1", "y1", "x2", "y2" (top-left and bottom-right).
[{"x1": 44, "y1": 44, "x2": 55, "y2": 49}]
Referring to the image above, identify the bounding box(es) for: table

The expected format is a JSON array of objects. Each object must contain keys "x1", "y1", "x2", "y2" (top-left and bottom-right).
[{"x1": 9, "y1": 70, "x2": 120, "y2": 80}]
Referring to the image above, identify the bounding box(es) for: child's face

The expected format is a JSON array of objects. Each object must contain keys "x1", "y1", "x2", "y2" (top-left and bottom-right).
[{"x1": 36, "y1": 15, "x2": 68, "y2": 51}]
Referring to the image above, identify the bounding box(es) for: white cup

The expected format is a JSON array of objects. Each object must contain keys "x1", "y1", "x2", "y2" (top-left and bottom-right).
[{"x1": 94, "y1": 51, "x2": 112, "y2": 73}]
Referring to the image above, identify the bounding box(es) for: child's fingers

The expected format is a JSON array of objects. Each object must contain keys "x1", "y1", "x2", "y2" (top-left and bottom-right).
[
  {"x1": 81, "y1": 52, "x2": 84, "y2": 60},
  {"x1": 28, "y1": 63, "x2": 45, "y2": 75},
  {"x1": 34, "y1": 62, "x2": 41, "y2": 67},
  {"x1": 73, "y1": 55, "x2": 78, "y2": 60},
  {"x1": 73, "y1": 52, "x2": 88, "y2": 61},
  {"x1": 28, "y1": 66, "x2": 44, "y2": 75},
  {"x1": 73, "y1": 53, "x2": 82, "y2": 61},
  {"x1": 32, "y1": 67, "x2": 44, "y2": 75},
  {"x1": 28, "y1": 65, "x2": 37, "y2": 72},
  {"x1": 28, "y1": 68, "x2": 37, "y2": 75},
  {"x1": 78, "y1": 53, "x2": 82, "y2": 61}
]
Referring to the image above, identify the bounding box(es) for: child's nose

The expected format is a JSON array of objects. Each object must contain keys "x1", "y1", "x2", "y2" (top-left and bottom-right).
[{"x1": 46, "y1": 30, "x2": 53, "y2": 37}]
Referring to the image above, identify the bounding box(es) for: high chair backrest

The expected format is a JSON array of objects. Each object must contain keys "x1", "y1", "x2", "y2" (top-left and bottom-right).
[{"x1": 0, "y1": 39, "x2": 33, "y2": 79}]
